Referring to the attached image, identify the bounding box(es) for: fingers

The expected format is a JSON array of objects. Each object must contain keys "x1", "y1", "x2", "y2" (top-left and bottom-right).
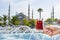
[
  {"x1": 46, "y1": 30, "x2": 52, "y2": 36},
  {"x1": 52, "y1": 30, "x2": 60, "y2": 35},
  {"x1": 50, "y1": 27, "x2": 60, "y2": 31},
  {"x1": 43, "y1": 27, "x2": 53, "y2": 36}
]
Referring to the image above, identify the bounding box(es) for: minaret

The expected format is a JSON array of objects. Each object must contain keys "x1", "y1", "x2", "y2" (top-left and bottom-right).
[
  {"x1": 51, "y1": 6, "x2": 54, "y2": 19},
  {"x1": 51, "y1": 6, "x2": 54, "y2": 22},
  {"x1": 32, "y1": 9, "x2": 33, "y2": 19},
  {"x1": 28, "y1": 4, "x2": 30, "y2": 19},
  {"x1": 8, "y1": 4, "x2": 10, "y2": 21}
]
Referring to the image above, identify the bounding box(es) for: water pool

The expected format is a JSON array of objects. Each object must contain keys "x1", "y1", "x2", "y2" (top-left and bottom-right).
[{"x1": 0, "y1": 33, "x2": 60, "y2": 40}]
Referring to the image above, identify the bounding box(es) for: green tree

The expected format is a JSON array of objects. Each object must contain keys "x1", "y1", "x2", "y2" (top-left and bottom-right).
[
  {"x1": 54, "y1": 18, "x2": 57, "y2": 22},
  {"x1": 14, "y1": 20, "x2": 20, "y2": 25},
  {"x1": 29, "y1": 19, "x2": 36, "y2": 28},
  {"x1": 3, "y1": 15, "x2": 7, "y2": 25},
  {"x1": 23, "y1": 18, "x2": 31, "y2": 26},
  {"x1": 11, "y1": 16, "x2": 20, "y2": 26},
  {"x1": 37, "y1": 8, "x2": 43, "y2": 19},
  {"x1": 0, "y1": 18, "x2": 2, "y2": 21},
  {"x1": 0, "y1": 17, "x2": 3, "y2": 26},
  {"x1": 45, "y1": 18, "x2": 52, "y2": 24},
  {"x1": 23, "y1": 18, "x2": 36, "y2": 28},
  {"x1": 45, "y1": 18, "x2": 58, "y2": 25}
]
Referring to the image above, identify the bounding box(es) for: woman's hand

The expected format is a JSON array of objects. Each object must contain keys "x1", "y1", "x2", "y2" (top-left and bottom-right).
[{"x1": 43, "y1": 26, "x2": 60, "y2": 36}]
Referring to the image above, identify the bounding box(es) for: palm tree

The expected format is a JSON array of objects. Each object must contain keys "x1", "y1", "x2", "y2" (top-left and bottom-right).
[
  {"x1": 3, "y1": 15, "x2": 7, "y2": 25},
  {"x1": 3, "y1": 15, "x2": 7, "y2": 21},
  {"x1": 37, "y1": 8, "x2": 43, "y2": 19}
]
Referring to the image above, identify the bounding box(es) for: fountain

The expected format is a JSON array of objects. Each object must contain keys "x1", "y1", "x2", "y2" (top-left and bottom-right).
[
  {"x1": 0, "y1": 24, "x2": 60, "y2": 40},
  {"x1": 6, "y1": 19, "x2": 9, "y2": 26},
  {"x1": 0, "y1": 18, "x2": 60, "y2": 40}
]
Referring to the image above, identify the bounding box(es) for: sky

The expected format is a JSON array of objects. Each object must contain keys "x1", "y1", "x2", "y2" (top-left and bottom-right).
[{"x1": 0, "y1": 0, "x2": 60, "y2": 20}]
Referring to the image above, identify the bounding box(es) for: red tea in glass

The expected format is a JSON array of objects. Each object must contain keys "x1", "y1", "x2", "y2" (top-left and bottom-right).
[{"x1": 36, "y1": 20, "x2": 43, "y2": 30}]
